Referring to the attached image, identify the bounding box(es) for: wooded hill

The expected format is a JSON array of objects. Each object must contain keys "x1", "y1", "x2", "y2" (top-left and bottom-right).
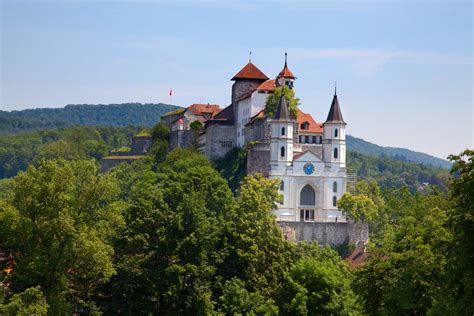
[
  {"x1": 1, "y1": 103, "x2": 450, "y2": 169},
  {"x1": 0, "y1": 103, "x2": 180, "y2": 134}
]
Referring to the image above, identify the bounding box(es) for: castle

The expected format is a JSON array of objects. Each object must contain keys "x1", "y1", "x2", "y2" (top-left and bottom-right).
[{"x1": 162, "y1": 55, "x2": 369, "y2": 246}]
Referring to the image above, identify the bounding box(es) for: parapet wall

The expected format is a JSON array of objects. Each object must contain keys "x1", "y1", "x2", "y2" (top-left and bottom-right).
[{"x1": 278, "y1": 221, "x2": 369, "y2": 246}]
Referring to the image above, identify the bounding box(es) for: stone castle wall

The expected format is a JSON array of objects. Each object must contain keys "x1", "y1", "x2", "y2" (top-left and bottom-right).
[
  {"x1": 278, "y1": 221, "x2": 369, "y2": 246},
  {"x1": 169, "y1": 130, "x2": 198, "y2": 150},
  {"x1": 247, "y1": 143, "x2": 270, "y2": 176},
  {"x1": 205, "y1": 124, "x2": 235, "y2": 160},
  {"x1": 130, "y1": 136, "x2": 152, "y2": 155}
]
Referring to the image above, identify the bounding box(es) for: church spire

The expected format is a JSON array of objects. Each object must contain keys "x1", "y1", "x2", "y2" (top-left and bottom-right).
[
  {"x1": 277, "y1": 52, "x2": 296, "y2": 79},
  {"x1": 325, "y1": 88, "x2": 345, "y2": 124},
  {"x1": 274, "y1": 92, "x2": 289, "y2": 120}
]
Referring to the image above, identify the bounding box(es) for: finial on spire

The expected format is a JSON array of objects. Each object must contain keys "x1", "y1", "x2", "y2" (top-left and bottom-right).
[
  {"x1": 334, "y1": 80, "x2": 337, "y2": 96},
  {"x1": 249, "y1": 51, "x2": 252, "y2": 63},
  {"x1": 284, "y1": 51, "x2": 288, "y2": 65}
]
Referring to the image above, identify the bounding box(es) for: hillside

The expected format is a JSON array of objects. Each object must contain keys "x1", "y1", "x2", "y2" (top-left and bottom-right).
[
  {"x1": 347, "y1": 135, "x2": 451, "y2": 169},
  {"x1": 0, "y1": 103, "x2": 181, "y2": 134},
  {"x1": 1, "y1": 103, "x2": 451, "y2": 169}
]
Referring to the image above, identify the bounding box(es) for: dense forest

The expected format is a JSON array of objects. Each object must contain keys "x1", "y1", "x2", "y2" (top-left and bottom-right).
[
  {"x1": 2, "y1": 103, "x2": 450, "y2": 168},
  {"x1": 0, "y1": 122, "x2": 472, "y2": 314},
  {"x1": 347, "y1": 135, "x2": 451, "y2": 169},
  {"x1": 0, "y1": 126, "x2": 143, "y2": 179},
  {"x1": 0, "y1": 103, "x2": 180, "y2": 134}
]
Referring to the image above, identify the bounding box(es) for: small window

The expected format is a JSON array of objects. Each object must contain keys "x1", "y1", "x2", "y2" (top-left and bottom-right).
[
  {"x1": 281, "y1": 146, "x2": 285, "y2": 157},
  {"x1": 333, "y1": 196, "x2": 337, "y2": 207},
  {"x1": 334, "y1": 148, "x2": 338, "y2": 159},
  {"x1": 312, "y1": 136, "x2": 316, "y2": 143},
  {"x1": 281, "y1": 127, "x2": 285, "y2": 136},
  {"x1": 305, "y1": 136, "x2": 309, "y2": 143},
  {"x1": 280, "y1": 181, "x2": 284, "y2": 191},
  {"x1": 334, "y1": 129, "x2": 338, "y2": 137},
  {"x1": 300, "y1": 122, "x2": 309, "y2": 130},
  {"x1": 333, "y1": 181, "x2": 337, "y2": 193},
  {"x1": 299, "y1": 135, "x2": 302, "y2": 143}
]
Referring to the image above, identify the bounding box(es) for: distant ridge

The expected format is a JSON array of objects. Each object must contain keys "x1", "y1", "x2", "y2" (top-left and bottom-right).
[
  {"x1": 347, "y1": 135, "x2": 451, "y2": 169},
  {"x1": 0, "y1": 103, "x2": 182, "y2": 134},
  {"x1": 0, "y1": 103, "x2": 451, "y2": 169}
]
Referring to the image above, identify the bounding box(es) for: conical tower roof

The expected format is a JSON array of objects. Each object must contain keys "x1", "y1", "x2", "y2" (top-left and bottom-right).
[
  {"x1": 325, "y1": 88, "x2": 345, "y2": 124},
  {"x1": 274, "y1": 92, "x2": 289, "y2": 120}
]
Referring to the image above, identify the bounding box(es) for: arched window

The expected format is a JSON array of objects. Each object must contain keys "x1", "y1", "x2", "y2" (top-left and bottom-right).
[
  {"x1": 280, "y1": 146, "x2": 285, "y2": 157},
  {"x1": 300, "y1": 184, "x2": 315, "y2": 206},
  {"x1": 334, "y1": 148, "x2": 338, "y2": 159},
  {"x1": 334, "y1": 128, "x2": 338, "y2": 137},
  {"x1": 280, "y1": 181, "x2": 284, "y2": 191},
  {"x1": 281, "y1": 127, "x2": 285, "y2": 136},
  {"x1": 333, "y1": 181, "x2": 337, "y2": 193},
  {"x1": 333, "y1": 196, "x2": 337, "y2": 207}
]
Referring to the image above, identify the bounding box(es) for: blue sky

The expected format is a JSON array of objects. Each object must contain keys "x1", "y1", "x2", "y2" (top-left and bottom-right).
[{"x1": 1, "y1": 0, "x2": 472, "y2": 159}]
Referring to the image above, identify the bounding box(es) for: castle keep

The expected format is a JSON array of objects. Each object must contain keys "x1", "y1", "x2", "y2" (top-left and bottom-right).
[{"x1": 162, "y1": 55, "x2": 367, "y2": 245}]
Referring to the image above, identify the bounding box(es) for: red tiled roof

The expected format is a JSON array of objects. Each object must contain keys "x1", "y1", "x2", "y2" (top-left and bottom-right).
[
  {"x1": 231, "y1": 62, "x2": 269, "y2": 81},
  {"x1": 297, "y1": 109, "x2": 323, "y2": 134},
  {"x1": 245, "y1": 109, "x2": 323, "y2": 134},
  {"x1": 256, "y1": 79, "x2": 276, "y2": 92},
  {"x1": 187, "y1": 104, "x2": 221, "y2": 117},
  {"x1": 278, "y1": 62, "x2": 296, "y2": 79}
]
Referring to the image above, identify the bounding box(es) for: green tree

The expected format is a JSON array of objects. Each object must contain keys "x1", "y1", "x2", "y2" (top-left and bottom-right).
[
  {"x1": 430, "y1": 150, "x2": 474, "y2": 315},
  {"x1": 265, "y1": 85, "x2": 299, "y2": 118},
  {"x1": 0, "y1": 286, "x2": 48, "y2": 316},
  {"x1": 97, "y1": 149, "x2": 235, "y2": 314},
  {"x1": 220, "y1": 174, "x2": 291, "y2": 298},
  {"x1": 0, "y1": 159, "x2": 124, "y2": 314},
  {"x1": 279, "y1": 242, "x2": 360, "y2": 315},
  {"x1": 353, "y1": 187, "x2": 452, "y2": 315}
]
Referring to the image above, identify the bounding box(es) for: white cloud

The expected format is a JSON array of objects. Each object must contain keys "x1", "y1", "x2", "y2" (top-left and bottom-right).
[{"x1": 291, "y1": 48, "x2": 473, "y2": 75}]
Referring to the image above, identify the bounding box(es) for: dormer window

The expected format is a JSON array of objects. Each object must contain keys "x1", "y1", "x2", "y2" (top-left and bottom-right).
[{"x1": 301, "y1": 122, "x2": 309, "y2": 130}]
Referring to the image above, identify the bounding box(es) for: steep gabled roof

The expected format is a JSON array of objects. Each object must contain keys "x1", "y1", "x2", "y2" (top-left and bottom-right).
[
  {"x1": 212, "y1": 104, "x2": 234, "y2": 122},
  {"x1": 325, "y1": 93, "x2": 345, "y2": 124},
  {"x1": 298, "y1": 110, "x2": 323, "y2": 133},
  {"x1": 231, "y1": 62, "x2": 269, "y2": 81},
  {"x1": 274, "y1": 93, "x2": 289, "y2": 120}
]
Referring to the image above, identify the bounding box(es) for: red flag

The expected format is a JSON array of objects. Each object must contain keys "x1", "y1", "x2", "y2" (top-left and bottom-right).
[{"x1": 169, "y1": 88, "x2": 172, "y2": 96}]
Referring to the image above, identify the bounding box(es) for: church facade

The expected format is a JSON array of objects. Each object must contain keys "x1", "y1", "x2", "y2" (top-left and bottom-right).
[{"x1": 163, "y1": 56, "x2": 351, "y2": 226}]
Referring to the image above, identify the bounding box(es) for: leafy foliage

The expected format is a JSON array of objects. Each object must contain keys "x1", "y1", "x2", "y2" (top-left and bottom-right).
[
  {"x1": 0, "y1": 286, "x2": 48, "y2": 316},
  {"x1": 265, "y1": 85, "x2": 299, "y2": 118},
  {"x1": 0, "y1": 160, "x2": 124, "y2": 313}
]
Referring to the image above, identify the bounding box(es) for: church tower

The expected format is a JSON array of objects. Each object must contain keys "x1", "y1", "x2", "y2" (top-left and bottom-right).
[
  {"x1": 323, "y1": 87, "x2": 346, "y2": 169},
  {"x1": 270, "y1": 92, "x2": 294, "y2": 170},
  {"x1": 276, "y1": 52, "x2": 296, "y2": 89}
]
